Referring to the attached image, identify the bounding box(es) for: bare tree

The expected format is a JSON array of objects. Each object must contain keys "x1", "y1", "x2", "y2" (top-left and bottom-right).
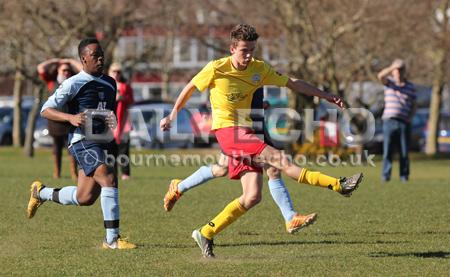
[
  {"x1": 2, "y1": 2, "x2": 28, "y2": 147},
  {"x1": 20, "y1": 0, "x2": 91, "y2": 155},
  {"x1": 1, "y1": 0, "x2": 448, "y2": 157},
  {"x1": 0, "y1": 0, "x2": 147, "y2": 155},
  {"x1": 425, "y1": 0, "x2": 450, "y2": 155}
]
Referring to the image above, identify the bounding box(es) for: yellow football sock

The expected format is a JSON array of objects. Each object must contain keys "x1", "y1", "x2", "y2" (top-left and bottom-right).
[
  {"x1": 200, "y1": 198, "x2": 247, "y2": 240},
  {"x1": 298, "y1": 168, "x2": 340, "y2": 192}
]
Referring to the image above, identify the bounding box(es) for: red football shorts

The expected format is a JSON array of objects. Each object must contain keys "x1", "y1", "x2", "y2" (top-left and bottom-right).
[{"x1": 214, "y1": 126, "x2": 267, "y2": 179}]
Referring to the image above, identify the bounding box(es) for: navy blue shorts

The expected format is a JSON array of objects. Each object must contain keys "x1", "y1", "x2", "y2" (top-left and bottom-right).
[{"x1": 69, "y1": 140, "x2": 114, "y2": 176}]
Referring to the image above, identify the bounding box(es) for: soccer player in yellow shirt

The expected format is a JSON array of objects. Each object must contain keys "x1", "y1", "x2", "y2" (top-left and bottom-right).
[
  {"x1": 160, "y1": 24, "x2": 363, "y2": 258},
  {"x1": 163, "y1": 89, "x2": 314, "y2": 236}
]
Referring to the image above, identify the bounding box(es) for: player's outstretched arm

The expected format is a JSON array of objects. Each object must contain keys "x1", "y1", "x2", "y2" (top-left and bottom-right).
[
  {"x1": 160, "y1": 81, "x2": 196, "y2": 131},
  {"x1": 286, "y1": 78, "x2": 345, "y2": 109}
]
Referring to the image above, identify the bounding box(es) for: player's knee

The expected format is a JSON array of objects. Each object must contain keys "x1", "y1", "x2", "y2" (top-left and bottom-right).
[
  {"x1": 261, "y1": 147, "x2": 282, "y2": 164},
  {"x1": 212, "y1": 164, "x2": 228, "y2": 177},
  {"x1": 266, "y1": 167, "x2": 281, "y2": 179},
  {"x1": 247, "y1": 195, "x2": 262, "y2": 208},
  {"x1": 77, "y1": 194, "x2": 97, "y2": 206},
  {"x1": 242, "y1": 193, "x2": 262, "y2": 208},
  {"x1": 269, "y1": 152, "x2": 292, "y2": 171},
  {"x1": 280, "y1": 156, "x2": 292, "y2": 169},
  {"x1": 95, "y1": 175, "x2": 116, "y2": 188}
]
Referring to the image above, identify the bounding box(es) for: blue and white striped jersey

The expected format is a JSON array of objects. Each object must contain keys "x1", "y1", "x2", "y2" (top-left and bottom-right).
[
  {"x1": 382, "y1": 79, "x2": 416, "y2": 123},
  {"x1": 41, "y1": 70, "x2": 117, "y2": 145}
]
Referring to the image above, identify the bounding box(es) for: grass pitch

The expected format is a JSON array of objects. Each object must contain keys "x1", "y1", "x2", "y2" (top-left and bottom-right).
[{"x1": 1, "y1": 147, "x2": 449, "y2": 276}]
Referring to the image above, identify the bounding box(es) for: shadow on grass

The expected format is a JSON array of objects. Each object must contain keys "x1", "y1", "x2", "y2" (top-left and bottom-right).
[
  {"x1": 369, "y1": 251, "x2": 449, "y2": 259},
  {"x1": 139, "y1": 243, "x2": 193, "y2": 249},
  {"x1": 218, "y1": 240, "x2": 409, "y2": 248},
  {"x1": 373, "y1": 231, "x2": 450, "y2": 236},
  {"x1": 138, "y1": 240, "x2": 408, "y2": 249}
]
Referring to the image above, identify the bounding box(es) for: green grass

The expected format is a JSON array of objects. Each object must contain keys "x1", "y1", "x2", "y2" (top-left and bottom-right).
[{"x1": 1, "y1": 147, "x2": 449, "y2": 276}]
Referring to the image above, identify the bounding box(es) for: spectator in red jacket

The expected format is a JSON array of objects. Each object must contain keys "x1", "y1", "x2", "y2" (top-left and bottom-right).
[
  {"x1": 109, "y1": 63, "x2": 134, "y2": 180},
  {"x1": 37, "y1": 58, "x2": 82, "y2": 180}
]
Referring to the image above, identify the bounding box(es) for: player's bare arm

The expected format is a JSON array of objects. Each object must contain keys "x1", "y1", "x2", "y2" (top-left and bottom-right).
[
  {"x1": 41, "y1": 108, "x2": 86, "y2": 127},
  {"x1": 160, "y1": 81, "x2": 196, "y2": 131},
  {"x1": 286, "y1": 78, "x2": 345, "y2": 108}
]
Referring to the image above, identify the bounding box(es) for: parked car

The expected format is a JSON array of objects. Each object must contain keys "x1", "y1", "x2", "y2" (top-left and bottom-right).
[
  {"x1": 129, "y1": 103, "x2": 196, "y2": 149},
  {"x1": 33, "y1": 116, "x2": 53, "y2": 148},
  {"x1": 0, "y1": 107, "x2": 14, "y2": 145},
  {"x1": 420, "y1": 109, "x2": 450, "y2": 153},
  {"x1": 34, "y1": 102, "x2": 215, "y2": 149},
  {"x1": 0, "y1": 105, "x2": 32, "y2": 145},
  {"x1": 188, "y1": 104, "x2": 215, "y2": 147},
  {"x1": 363, "y1": 108, "x2": 450, "y2": 154}
]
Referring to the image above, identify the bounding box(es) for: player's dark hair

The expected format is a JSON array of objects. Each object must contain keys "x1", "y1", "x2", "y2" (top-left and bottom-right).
[
  {"x1": 78, "y1": 38, "x2": 100, "y2": 59},
  {"x1": 230, "y1": 24, "x2": 259, "y2": 46}
]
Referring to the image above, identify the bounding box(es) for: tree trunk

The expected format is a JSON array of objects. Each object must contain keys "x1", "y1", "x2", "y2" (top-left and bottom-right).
[
  {"x1": 23, "y1": 85, "x2": 44, "y2": 157},
  {"x1": 161, "y1": 70, "x2": 170, "y2": 101},
  {"x1": 425, "y1": 51, "x2": 446, "y2": 155},
  {"x1": 161, "y1": 34, "x2": 174, "y2": 101},
  {"x1": 12, "y1": 67, "x2": 24, "y2": 147},
  {"x1": 425, "y1": 0, "x2": 449, "y2": 155}
]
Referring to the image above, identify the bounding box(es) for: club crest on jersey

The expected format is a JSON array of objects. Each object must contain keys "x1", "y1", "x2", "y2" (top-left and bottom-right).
[
  {"x1": 98, "y1": 91, "x2": 105, "y2": 101},
  {"x1": 251, "y1": 74, "x2": 261, "y2": 83}
]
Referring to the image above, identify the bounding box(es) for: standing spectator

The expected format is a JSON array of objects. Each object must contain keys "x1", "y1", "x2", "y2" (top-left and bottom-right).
[
  {"x1": 109, "y1": 63, "x2": 134, "y2": 180},
  {"x1": 377, "y1": 59, "x2": 417, "y2": 182},
  {"x1": 37, "y1": 58, "x2": 82, "y2": 180}
]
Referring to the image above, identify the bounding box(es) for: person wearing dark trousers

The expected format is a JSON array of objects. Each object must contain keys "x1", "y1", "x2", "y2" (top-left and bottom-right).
[
  {"x1": 377, "y1": 59, "x2": 417, "y2": 182},
  {"x1": 37, "y1": 58, "x2": 82, "y2": 180},
  {"x1": 109, "y1": 63, "x2": 134, "y2": 180}
]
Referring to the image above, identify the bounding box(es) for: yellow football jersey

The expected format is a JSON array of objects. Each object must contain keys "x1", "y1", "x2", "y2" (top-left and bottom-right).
[{"x1": 191, "y1": 56, "x2": 289, "y2": 130}]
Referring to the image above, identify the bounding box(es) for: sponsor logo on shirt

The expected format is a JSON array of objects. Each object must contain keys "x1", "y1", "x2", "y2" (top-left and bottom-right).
[{"x1": 227, "y1": 92, "x2": 248, "y2": 103}]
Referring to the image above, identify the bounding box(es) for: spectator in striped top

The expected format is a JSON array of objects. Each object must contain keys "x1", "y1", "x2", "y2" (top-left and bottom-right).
[{"x1": 377, "y1": 59, "x2": 417, "y2": 183}]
